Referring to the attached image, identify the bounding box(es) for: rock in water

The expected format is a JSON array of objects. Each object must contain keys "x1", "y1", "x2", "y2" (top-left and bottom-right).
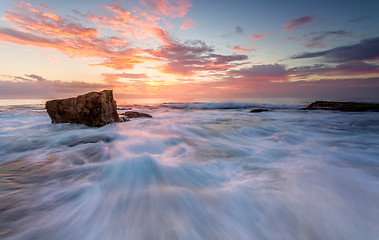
[
  {"x1": 250, "y1": 108, "x2": 269, "y2": 113},
  {"x1": 45, "y1": 90, "x2": 120, "y2": 127},
  {"x1": 304, "y1": 101, "x2": 379, "y2": 112},
  {"x1": 121, "y1": 111, "x2": 153, "y2": 118}
]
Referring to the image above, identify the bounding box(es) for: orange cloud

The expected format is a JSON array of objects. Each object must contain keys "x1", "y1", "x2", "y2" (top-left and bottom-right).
[
  {"x1": 180, "y1": 19, "x2": 195, "y2": 30},
  {"x1": 0, "y1": 3, "x2": 159, "y2": 70}
]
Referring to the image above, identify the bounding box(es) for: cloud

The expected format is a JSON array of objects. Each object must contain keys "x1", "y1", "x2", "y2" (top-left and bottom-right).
[
  {"x1": 0, "y1": 74, "x2": 108, "y2": 99},
  {"x1": 0, "y1": 3, "x2": 158, "y2": 70},
  {"x1": 228, "y1": 64, "x2": 289, "y2": 81},
  {"x1": 102, "y1": 72, "x2": 149, "y2": 84},
  {"x1": 283, "y1": 15, "x2": 318, "y2": 33},
  {"x1": 180, "y1": 19, "x2": 195, "y2": 30},
  {"x1": 86, "y1": 5, "x2": 171, "y2": 44},
  {"x1": 289, "y1": 61, "x2": 379, "y2": 78},
  {"x1": 140, "y1": 0, "x2": 192, "y2": 18},
  {"x1": 303, "y1": 30, "x2": 353, "y2": 48},
  {"x1": 348, "y1": 16, "x2": 370, "y2": 23},
  {"x1": 0, "y1": 27, "x2": 64, "y2": 46},
  {"x1": 231, "y1": 45, "x2": 255, "y2": 52},
  {"x1": 2, "y1": 3, "x2": 99, "y2": 40},
  {"x1": 0, "y1": 27, "x2": 151, "y2": 70},
  {"x1": 249, "y1": 33, "x2": 266, "y2": 39},
  {"x1": 148, "y1": 40, "x2": 248, "y2": 75},
  {"x1": 38, "y1": 4, "x2": 55, "y2": 11},
  {"x1": 235, "y1": 26, "x2": 244, "y2": 34},
  {"x1": 229, "y1": 60, "x2": 379, "y2": 82},
  {"x1": 290, "y1": 36, "x2": 379, "y2": 62}
]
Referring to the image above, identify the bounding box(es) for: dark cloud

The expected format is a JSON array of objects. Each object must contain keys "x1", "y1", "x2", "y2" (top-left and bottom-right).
[
  {"x1": 348, "y1": 16, "x2": 370, "y2": 23},
  {"x1": 228, "y1": 64, "x2": 288, "y2": 80},
  {"x1": 303, "y1": 30, "x2": 353, "y2": 48},
  {"x1": 283, "y1": 15, "x2": 318, "y2": 32},
  {"x1": 290, "y1": 36, "x2": 379, "y2": 62},
  {"x1": 0, "y1": 27, "x2": 64, "y2": 45},
  {"x1": 229, "y1": 60, "x2": 379, "y2": 82},
  {"x1": 148, "y1": 40, "x2": 248, "y2": 75},
  {"x1": 289, "y1": 61, "x2": 379, "y2": 78},
  {"x1": 0, "y1": 74, "x2": 108, "y2": 99},
  {"x1": 235, "y1": 26, "x2": 244, "y2": 34}
]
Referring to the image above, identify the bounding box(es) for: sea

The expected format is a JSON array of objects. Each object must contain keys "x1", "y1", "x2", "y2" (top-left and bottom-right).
[{"x1": 0, "y1": 98, "x2": 379, "y2": 240}]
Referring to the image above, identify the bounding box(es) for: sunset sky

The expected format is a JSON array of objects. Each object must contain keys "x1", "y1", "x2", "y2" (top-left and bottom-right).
[{"x1": 0, "y1": 0, "x2": 378, "y2": 100}]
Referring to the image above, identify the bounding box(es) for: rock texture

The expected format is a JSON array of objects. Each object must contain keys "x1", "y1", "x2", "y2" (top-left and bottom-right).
[
  {"x1": 121, "y1": 111, "x2": 153, "y2": 118},
  {"x1": 250, "y1": 109, "x2": 269, "y2": 113},
  {"x1": 45, "y1": 90, "x2": 120, "y2": 127},
  {"x1": 304, "y1": 101, "x2": 379, "y2": 112},
  {"x1": 120, "y1": 116, "x2": 130, "y2": 122}
]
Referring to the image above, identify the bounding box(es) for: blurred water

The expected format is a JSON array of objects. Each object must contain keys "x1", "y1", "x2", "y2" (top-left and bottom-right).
[{"x1": 0, "y1": 101, "x2": 379, "y2": 240}]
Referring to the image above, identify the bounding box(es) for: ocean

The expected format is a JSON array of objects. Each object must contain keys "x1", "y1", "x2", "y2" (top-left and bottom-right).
[{"x1": 1, "y1": 98, "x2": 379, "y2": 240}]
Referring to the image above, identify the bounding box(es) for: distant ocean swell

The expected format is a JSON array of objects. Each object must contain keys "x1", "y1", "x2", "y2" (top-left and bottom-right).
[{"x1": 0, "y1": 101, "x2": 379, "y2": 240}]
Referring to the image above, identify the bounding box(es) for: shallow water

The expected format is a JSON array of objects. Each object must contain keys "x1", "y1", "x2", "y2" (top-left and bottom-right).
[{"x1": 1, "y1": 101, "x2": 379, "y2": 240}]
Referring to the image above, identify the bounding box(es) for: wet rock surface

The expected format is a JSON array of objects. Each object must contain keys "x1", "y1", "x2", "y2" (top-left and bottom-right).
[
  {"x1": 45, "y1": 90, "x2": 120, "y2": 127},
  {"x1": 304, "y1": 101, "x2": 379, "y2": 112},
  {"x1": 250, "y1": 109, "x2": 270, "y2": 113},
  {"x1": 121, "y1": 111, "x2": 153, "y2": 118}
]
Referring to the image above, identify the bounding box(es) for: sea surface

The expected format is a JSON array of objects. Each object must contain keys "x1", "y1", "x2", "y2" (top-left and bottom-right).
[{"x1": 0, "y1": 98, "x2": 379, "y2": 240}]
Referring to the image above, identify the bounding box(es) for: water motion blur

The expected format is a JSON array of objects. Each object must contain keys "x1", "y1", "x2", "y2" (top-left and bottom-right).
[{"x1": 1, "y1": 100, "x2": 379, "y2": 240}]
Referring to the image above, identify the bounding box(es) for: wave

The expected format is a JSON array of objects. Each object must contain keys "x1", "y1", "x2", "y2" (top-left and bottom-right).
[{"x1": 161, "y1": 102, "x2": 299, "y2": 110}]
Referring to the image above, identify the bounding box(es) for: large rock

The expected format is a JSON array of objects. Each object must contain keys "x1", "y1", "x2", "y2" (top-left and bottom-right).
[
  {"x1": 45, "y1": 90, "x2": 120, "y2": 127},
  {"x1": 304, "y1": 101, "x2": 379, "y2": 112}
]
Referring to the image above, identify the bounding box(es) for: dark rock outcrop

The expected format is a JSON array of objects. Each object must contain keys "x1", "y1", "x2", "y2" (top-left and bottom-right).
[
  {"x1": 304, "y1": 101, "x2": 379, "y2": 112},
  {"x1": 46, "y1": 90, "x2": 120, "y2": 127},
  {"x1": 250, "y1": 109, "x2": 270, "y2": 113},
  {"x1": 121, "y1": 111, "x2": 153, "y2": 118}
]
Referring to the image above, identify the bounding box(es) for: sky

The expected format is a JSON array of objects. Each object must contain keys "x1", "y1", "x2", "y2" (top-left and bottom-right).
[{"x1": 0, "y1": 0, "x2": 378, "y2": 100}]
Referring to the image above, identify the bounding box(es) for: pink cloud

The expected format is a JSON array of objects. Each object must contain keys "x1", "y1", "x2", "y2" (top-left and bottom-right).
[
  {"x1": 283, "y1": 15, "x2": 318, "y2": 33},
  {"x1": 87, "y1": 5, "x2": 171, "y2": 44},
  {"x1": 249, "y1": 33, "x2": 266, "y2": 39},
  {"x1": 231, "y1": 45, "x2": 255, "y2": 52},
  {"x1": 38, "y1": 4, "x2": 55, "y2": 11},
  {"x1": 140, "y1": 0, "x2": 192, "y2": 18},
  {"x1": 0, "y1": 2, "x2": 158, "y2": 71},
  {"x1": 2, "y1": 3, "x2": 98, "y2": 40},
  {"x1": 180, "y1": 19, "x2": 195, "y2": 30}
]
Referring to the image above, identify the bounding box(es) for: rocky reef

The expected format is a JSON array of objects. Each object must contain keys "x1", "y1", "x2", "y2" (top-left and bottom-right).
[
  {"x1": 120, "y1": 111, "x2": 153, "y2": 118},
  {"x1": 304, "y1": 101, "x2": 379, "y2": 112},
  {"x1": 250, "y1": 109, "x2": 270, "y2": 113},
  {"x1": 45, "y1": 90, "x2": 120, "y2": 127}
]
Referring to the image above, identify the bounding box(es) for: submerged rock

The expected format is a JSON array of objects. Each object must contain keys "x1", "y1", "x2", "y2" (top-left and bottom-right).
[
  {"x1": 120, "y1": 116, "x2": 130, "y2": 122},
  {"x1": 69, "y1": 134, "x2": 116, "y2": 147},
  {"x1": 121, "y1": 111, "x2": 153, "y2": 118},
  {"x1": 45, "y1": 90, "x2": 120, "y2": 127},
  {"x1": 250, "y1": 108, "x2": 270, "y2": 113},
  {"x1": 304, "y1": 101, "x2": 379, "y2": 112}
]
